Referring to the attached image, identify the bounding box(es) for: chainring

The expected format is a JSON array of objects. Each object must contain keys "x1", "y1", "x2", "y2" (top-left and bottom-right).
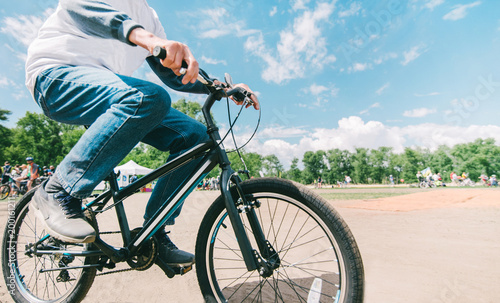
[{"x1": 126, "y1": 227, "x2": 157, "y2": 271}]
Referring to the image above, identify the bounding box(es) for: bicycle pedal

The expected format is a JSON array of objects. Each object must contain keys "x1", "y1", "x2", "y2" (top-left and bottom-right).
[
  {"x1": 173, "y1": 264, "x2": 193, "y2": 276},
  {"x1": 156, "y1": 259, "x2": 193, "y2": 278}
]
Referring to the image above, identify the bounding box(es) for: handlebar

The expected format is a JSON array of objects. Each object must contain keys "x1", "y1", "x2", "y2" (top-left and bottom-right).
[
  {"x1": 152, "y1": 46, "x2": 254, "y2": 106},
  {"x1": 153, "y1": 46, "x2": 212, "y2": 86}
]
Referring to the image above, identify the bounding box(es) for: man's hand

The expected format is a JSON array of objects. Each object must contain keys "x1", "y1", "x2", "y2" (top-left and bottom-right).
[
  {"x1": 129, "y1": 28, "x2": 199, "y2": 85},
  {"x1": 231, "y1": 83, "x2": 260, "y2": 110}
]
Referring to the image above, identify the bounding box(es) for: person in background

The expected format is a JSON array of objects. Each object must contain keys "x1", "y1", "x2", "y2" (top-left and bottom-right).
[
  {"x1": 490, "y1": 175, "x2": 498, "y2": 187},
  {"x1": 1, "y1": 161, "x2": 12, "y2": 185},
  {"x1": 26, "y1": 157, "x2": 40, "y2": 191}
]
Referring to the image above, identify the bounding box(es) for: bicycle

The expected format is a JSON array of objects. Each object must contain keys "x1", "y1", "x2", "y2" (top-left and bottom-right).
[
  {"x1": 0, "y1": 176, "x2": 47, "y2": 200},
  {"x1": 2, "y1": 48, "x2": 364, "y2": 303},
  {"x1": 0, "y1": 182, "x2": 9, "y2": 200}
]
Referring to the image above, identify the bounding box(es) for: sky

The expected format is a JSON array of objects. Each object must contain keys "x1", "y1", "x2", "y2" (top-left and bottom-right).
[{"x1": 1, "y1": 0, "x2": 500, "y2": 167}]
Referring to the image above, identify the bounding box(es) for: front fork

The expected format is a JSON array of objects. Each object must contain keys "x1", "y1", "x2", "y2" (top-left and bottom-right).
[{"x1": 220, "y1": 170, "x2": 280, "y2": 277}]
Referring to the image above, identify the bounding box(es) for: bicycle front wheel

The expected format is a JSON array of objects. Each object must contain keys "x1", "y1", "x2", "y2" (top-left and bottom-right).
[
  {"x1": 195, "y1": 178, "x2": 364, "y2": 303},
  {"x1": 2, "y1": 188, "x2": 97, "y2": 303},
  {"x1": 0, "y1": 184, "x2": 10, "y2": 200}
]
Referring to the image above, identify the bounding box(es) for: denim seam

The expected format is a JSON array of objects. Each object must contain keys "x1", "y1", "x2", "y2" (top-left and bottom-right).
[
  {"x1": 33, "y1": 85, "x2": 52, "y2": 119},
  {"x1": 158, "y1": 121, "x2": 189, "y2": 152}
]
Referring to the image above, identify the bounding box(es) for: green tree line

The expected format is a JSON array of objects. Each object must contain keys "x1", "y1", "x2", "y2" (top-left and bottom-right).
[{"x1": 1, "y1": 102, "x2": 499, "y2": 185}]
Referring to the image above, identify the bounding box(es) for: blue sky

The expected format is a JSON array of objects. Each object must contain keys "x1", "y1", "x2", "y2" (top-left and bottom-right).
[{"x1": 1, "y1": 0, "x2": 500, "y2": 166}]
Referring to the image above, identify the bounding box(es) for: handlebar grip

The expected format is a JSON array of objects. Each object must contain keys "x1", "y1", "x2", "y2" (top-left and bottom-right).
[{"x1": 153, "y1": 46, "x2": 188, "y2": 69}]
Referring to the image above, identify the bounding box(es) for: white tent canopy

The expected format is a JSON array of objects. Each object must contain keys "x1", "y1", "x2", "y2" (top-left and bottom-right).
[
  {"x1": 114, "y1": 160, "x2": 153, "y2": 187},
  {"x1": 115, "y1": 160, "x2": 153, "y2": 176}
]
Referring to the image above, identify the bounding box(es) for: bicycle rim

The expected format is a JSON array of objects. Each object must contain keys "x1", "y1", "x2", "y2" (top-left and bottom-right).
[
  {"x1": 3, "y1": 191, "x2": 96, "y2": 303},
  {"x1": 201, "y1": 191, "x2": 351, "y2": 302}
]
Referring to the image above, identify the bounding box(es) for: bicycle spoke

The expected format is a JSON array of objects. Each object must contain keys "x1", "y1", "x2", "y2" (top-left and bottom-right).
[{"x1": 4, "y1": 193, "x2": 98, "y2": 303}]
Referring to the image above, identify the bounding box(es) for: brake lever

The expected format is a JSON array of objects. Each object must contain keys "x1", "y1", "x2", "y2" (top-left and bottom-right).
[{"x1": 230, "y1": 87, "x2": 254, "y2": 106}]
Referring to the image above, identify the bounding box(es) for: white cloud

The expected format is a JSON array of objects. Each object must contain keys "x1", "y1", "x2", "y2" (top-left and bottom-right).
[
  {"x1": 374, "y1": 52, "x2": 398, "y2": 65},
  {"x1": 195, "y1": 8, "x2": 259, "y2": 39},
  {"x1": 309, "y1": 84, "x2": 329, "y2": 95},
  {"x1": 301, "y1": 83, "x2": 339, "y2": 107},
  {"x1": 403, "y1": 107, "x2": 437, "y2": 118},
  {"x1": 270, "y1": 6, "x2": 278, "y2": 17},
  {"x1": 376, "y1": 83, "x2": 390, "y2": 95},
  {"x1": 348, "y1": 62, "x2": 372, "y2": 72},
  {"x1": 360, "y1": 102, "x2": 381, "y2": 115},
  {"x1": 201, "y1": 56, "x2": 227, "y2": 65},
  {"x1": 291, "y1": 0, "x2": 312, "y2": 11},
  {"x1": 338, "y1": 2, "x2": 362, "y2": 18},
  {"x1": 414, "y1": 92, "x2": 441, "y2": 97},
  {"x1": 245, "y1": 2, "x2": 337, "y2": 84},
  {"x1": 424, "y1": 0, "x2": 445, "y2": 11},
  {"x1": 401, "y1": 45, "x2": 426, "y2": 66},
  {"x1": 0, "y1": 76, "x2": 14, "y2": 87},
  {"x1": 0, "y1": 8, "x2": 54, "y2": 50},
  {"x1": 258, "y1": 126, "x2": 308, "y2": 139},
  {"x1": 443, "y1": 1, "x2": 481, "y2": 21},
  {"x1": 237, "y1": 116, "x2": 500, "y2": 167}
]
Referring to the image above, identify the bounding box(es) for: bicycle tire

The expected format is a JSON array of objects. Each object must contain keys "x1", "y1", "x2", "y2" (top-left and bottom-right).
[
  {"x1": 0, "y1": 184, "x2": 10, "y2": 200},
  {"x1": 2, "y1": 187, "x2": 98, "y2": 303},
  {"x1": 195, "y1": 178, "x2": 364, "y2": 303}
]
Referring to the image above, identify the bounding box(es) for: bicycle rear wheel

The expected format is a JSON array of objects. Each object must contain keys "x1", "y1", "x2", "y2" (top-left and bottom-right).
[
  {"x1": 195, "y1": 178, "x2": 364, "y2": 303},
  {"x1": 0, "y1": 184, "x2": 10, "y2": 200},
  {"x1": 2, "y1": 188, "x2": 97, "y2": 303}
]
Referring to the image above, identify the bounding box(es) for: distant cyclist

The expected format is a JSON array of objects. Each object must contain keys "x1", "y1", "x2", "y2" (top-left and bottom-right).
[
  {"x1": 1, "y1": 161, "x2": 11, "y2": 184},
  {"x1": 25, "y1": 157, "x2": 40, "y2": 191}
]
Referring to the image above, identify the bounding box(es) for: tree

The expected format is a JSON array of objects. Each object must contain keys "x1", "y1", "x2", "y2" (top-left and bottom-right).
[
  {"x1": 0, "y1": 109, "x2": 12, "y2": 162},
  {"x1": 368, "y1": 147, "x2": 392, "y2": 183},
  {"x1": 451, "y1": 138, "x2": 500, "y2": 180},
  {"x1": 325, "y1": 148, "x2": 353, "y2": 184},
  {"x1": 261, "y1": 154, "x2": 284, "y2": 177},
  {"x1": 399, "y1": 147, "x2": 426, "y2": 183},
  {"x1": 284, "y1": 158, "x2": 302, "y2": 182},
  {"x1": 428, "y1": 145, "x2": 453, "y2": 180},
  {"x1": 227, "y1": 150, "x2": 262, "y2": 178},
  {"x1": 7, "y1": 112, "x2": 65, "y2": 166},
  {"x1": 352, "y1": 148, "x2": 369, "y2": 184},
  {"x1": 302, "y1": 150, "x2": 326, "y2": 184}
]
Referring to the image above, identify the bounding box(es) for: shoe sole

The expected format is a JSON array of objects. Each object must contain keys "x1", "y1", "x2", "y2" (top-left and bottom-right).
[{"x1": 31, "y1": 200, "x2": 96, "y2": 244}]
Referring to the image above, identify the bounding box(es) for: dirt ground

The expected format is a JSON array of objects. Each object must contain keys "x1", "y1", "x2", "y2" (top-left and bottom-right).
[{"x1": 0, "y1": 186, "x2": 499, "y2": 303}]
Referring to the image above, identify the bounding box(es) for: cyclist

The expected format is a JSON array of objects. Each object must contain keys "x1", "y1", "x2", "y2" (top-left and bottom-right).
[
  {"x1": 25, "y1": 0, "x2": 259, "y2": 273},
  {"x1": 490, "y1": 175, "x2": 498, "y2": 187},
  {"x1": 14, "y1": 164, "x2": 28, "y2": 192},
  {"x1": 25, "y1": 157, "x2": 40, "y2": 191},
  {"x1": 1, "y1": 161, "x2": 11, "y2": 185}
]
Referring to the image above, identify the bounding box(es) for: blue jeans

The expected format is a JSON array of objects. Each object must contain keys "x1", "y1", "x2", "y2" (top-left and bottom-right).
[{"x1": 34, "y1": 65, "x2": 209, "y2": 225}]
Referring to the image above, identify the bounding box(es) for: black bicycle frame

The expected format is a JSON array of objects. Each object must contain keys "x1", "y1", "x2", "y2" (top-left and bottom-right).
[{"x1": 58, "y1": 88, "x2": 265, "y2": 271}]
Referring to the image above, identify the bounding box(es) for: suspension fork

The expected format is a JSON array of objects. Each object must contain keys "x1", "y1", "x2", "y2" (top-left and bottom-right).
[{"x1": 220, "y1": 167, "x2": 280, "y2": 275}]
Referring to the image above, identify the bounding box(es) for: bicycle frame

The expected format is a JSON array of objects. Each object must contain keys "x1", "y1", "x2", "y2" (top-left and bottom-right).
[{"x1": 35, "y1": 86, "x2": 270, "y2": 273}]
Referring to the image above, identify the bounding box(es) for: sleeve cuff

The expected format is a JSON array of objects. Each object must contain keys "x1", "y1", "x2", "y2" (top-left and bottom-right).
[{"x1": 119, "y1": 20, "x2": 144, "y2": 46}]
